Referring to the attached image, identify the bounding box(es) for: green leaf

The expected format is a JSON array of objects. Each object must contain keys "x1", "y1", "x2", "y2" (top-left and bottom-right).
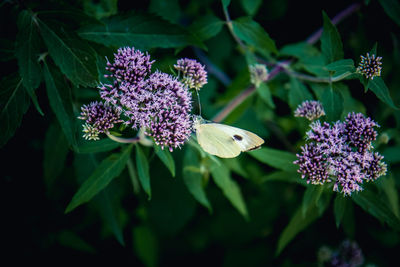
[
  {"x1": 325, "y1": 59, "x2": 356, "y2": 80},
  {"x1": 133, "y1": 226, "x2": 158, "y2": 267},
  {"x1": 189, "y1": 14, "x2": 224, "y2": 41},
  {"x1": 43, "y1": 61, "x2": 77, "y2": 148},
  {"x1": 74, "y1": 137, "x2": 121, "y2": 153},
  {"x1": 43, "y1": 123, "x2": 69, "y2": 189},
  {"x1": 136, "y1": 145, "x2": 151, "y2": 199},
  {"x1": 259, "y1": 171, "x2": 307, "y2": 186},
  {"x1": 0, "y1": 38, "x2": 15, "y2": 62},
  {"x1": 58, "y1": 230, "x2": 96, "y2": 253},
  {"x1": 368, "y1": 77, "x2": 398, "y2": 109},
  {"x1": 183, "y1": 147, "x2": 212, "y2": 211},
  {"x1": 383, "y1": 146, "x2": 400, "y2": 164},
  {"x1": 38, "y1": 18, "x2": 98, "y2": 87},
  {"x1": 352, "y1": 190, "x2": 400, "y2": 232},
  {"x1": 302, "y1": 185, "x2": 324, "y2": 217},
  {"x1": 288, "y1": 78, "x2": 313, "y2": 110},
  {"x1": 210, "y1": 162, "x2": 249, "y2": 220},
  {"x1": 16, "y1": 11, "x2": 42, "y2": 98},
  {"x1": 240, "y1": 0, "x2": 263, "y2": 16},
  {"x1": 221, "y1": 0, "x2": 232, "y2": 10},
  {"x1": 377, "y1": 176, "x2": 400, "y2": 218},
  {"x1": 78, "y1": 14, "x2": 203, "y2": 50},
  {"x1": 155, "y1": 146, "x2": 175, "y2": 177},
  {"x1": 320, "y1": 11, "x2": 344, "y2": 63},
  {"x1": 320, "y1": 84, "x2": 344, "y2": 121},
  {"x1": 83, "y1": 0, "x2": 118, "y2": 20},
  {"x1": 149, "y1": 0, "x2": 181, "y2": 23},
  {"x1": 378, "y1": 0, "x2": 400, "y2": 27},
  {"x1": 232, "y1": 17, "x2": 278, "y2": 55},
  {"x1": 0, "y1": 74, "x2": 30, "y2": 148},
  {"x1": 333, "y1": 194, "x2": 347, "y2": 228},
  {"x1": 256, "y1": 83, "x2": 275, "y2": 108},
  {"x1": 276, "y1": 197, "x2": 329, "y2": 255},
  {"x1": 65, "y1": 145, "x2": 132, "y2": 213},
  {"x1": 248, "y1": 147, "x2": 298, "y2": 172}
]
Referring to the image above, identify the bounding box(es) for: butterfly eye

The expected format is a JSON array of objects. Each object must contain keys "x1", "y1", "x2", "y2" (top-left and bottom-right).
[{"x1": 233, "y1": 135, "x2": 243, "y2": 141}]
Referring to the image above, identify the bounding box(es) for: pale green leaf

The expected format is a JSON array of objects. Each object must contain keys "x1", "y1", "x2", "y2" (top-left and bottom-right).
[
  {"x1": 248, "y1": 147, "x2": 298, "y2": 172},
  {"x1": 136, "y1": 145, "x2": 151, "y2": 199}
]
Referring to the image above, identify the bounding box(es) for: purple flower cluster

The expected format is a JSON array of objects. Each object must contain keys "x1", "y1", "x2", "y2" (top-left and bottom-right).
[
  {"x1": 318, "y1": 240, "x2": 364, "y2": 267},
  {"x1": 294, "y1": 112, "x2": 387, "y2": 196},
  {"x1": 174, "y1": 58, "x2": 207, "y2": 90},
  {"x1": 356, "y1": 53, "x2": 382, "y2": 80},
  {"x1": 78, "y1": 101, "x2": 123, "y2": 140},
  {"x1": 294, "y1": 100, "x2": 326, "y2": 121},
  {"x1": 99, "y1": 47, "x2": 193, "y2": 151}
]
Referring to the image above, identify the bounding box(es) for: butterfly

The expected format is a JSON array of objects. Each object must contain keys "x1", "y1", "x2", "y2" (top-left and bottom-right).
[{"x1": 193, "y1": 116, "x2": 265, "y2": 158}]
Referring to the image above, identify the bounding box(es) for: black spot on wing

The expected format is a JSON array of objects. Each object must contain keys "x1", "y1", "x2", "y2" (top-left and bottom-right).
[{"x1": 233, "y1": 135, "x2": 243, "y2": 141}]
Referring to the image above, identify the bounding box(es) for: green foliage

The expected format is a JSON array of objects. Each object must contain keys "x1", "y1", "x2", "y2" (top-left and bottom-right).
[
  {"x1": 321, "y1": 11, "x2": 344, "y2": 63},
  {"x1": 136, "y1": 145, "x2": 152, "y2": 199}
]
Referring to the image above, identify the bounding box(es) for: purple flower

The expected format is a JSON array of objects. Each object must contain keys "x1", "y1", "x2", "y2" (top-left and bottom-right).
[
  {"x1": 356, "y1": 53, "x2": 382, "y2": 80},
  {"x1": 294, "y1": 112, "x2": 386, "y2": 196},
  {"x1": 78, "y1": 101, "x2": 123, "y2": 140},
  {"x1": 174, "y1": 58, "x2": 207, "y2": 90},
  {"x1": 330, "y1": 240, "x2": 364, "y2": 267},
  {"x1": 294, "y1": 100, "x2": 325, "y2": 121}
]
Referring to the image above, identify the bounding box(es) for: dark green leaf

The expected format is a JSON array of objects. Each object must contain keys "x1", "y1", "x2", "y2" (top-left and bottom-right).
[
  {"x1": 136, "y1": 145, "x2": 151, "y2": 199},
  {"x1": 320, "y1": 11, "x2": 344, "y2": 63},
  {"x1": 183, "y1": 147, "x2": 212, "y2": 211},
  {"x1": 78, "y1": 15, "x2": 203, "y2": 50},
  {"x1": 133, "y1": 226, "x2": 158, "y2": 267},
  {"x1": 352, "y1": 190, "x2": 400, "y2": 231},
  {"x1": 377, "y1": 176, "x2": 400, "y2": 218},
  {"x1": 0, "y1": 74, "x2": 30, "y2": 148},
  {"x1": 65, "y1": 145, "x2": 132, "y2": 213},
  {"x1": 222, "y1": 0, "x2": 231, "y2": 10},
  {"x1": 0, "y1": 38, "x2": 15, "y2": 62},
  {"x1": 383, "y1": 146, "x2": 400, "y2": 164},
  {"x1": 240, "y1": 0, "x2": 262, "y2": 16},
  {"x1": 320, "y1": 84, "x2": 344, "y2": 121},
  {"x1": 58, "y1": 230, "x2": 96, "y2": 253},
  {"x1": 248, "y1": 147, "x2": 298, "y2": 172},
  {"x1": 302, "y1": 185, "x2": 324, "y2": 216},
  {"x1": 43, "y1": 62, "x2": 77, "y2": 148},
  {"x1": 83, "y1": 0, "x2": 118, "y2": 20},
  {"x1": 259, "y1": 171, "x2": 307, "y2": 186},
  {"x1": 256, "y1": 83, "x2": 275, "y2": 108},
  {"x1": 368, "y1": 77, "x2": 398, "y2": 109},
  {"x1": 38, "y1": 18, "x2": 98, "y2": 87},
  {"x1": 189, "y1": 14, "x2": 224, "y2": 41},
  {"x1": 378, "y1": 0, "x2": 400, "y2": 27},
  {"x1": 16, "y1": 11, "x2": 42, "y2": 94},
  {"x1": 210, "y1": 162, "x2": 249, "y2": 219},
  {"x1": 44, "y1": 123, "x2": 69, "y2": 189},
  {"x1": 288, "y1": 78, "x2": 313, "y2": 110},
  {"x1": 276, "y1": 197, "x2": 329, "y2": 255},
  {"x1": 155, "y1": 146, "x2": 175, "y2": 177},
  {"x1": 232, "y1": 17, "x2": 278, "y2": 55},
  {"x1": 325, "y1": 59, "x2": 356, "y2": 80},
  {"x1": 333, "y1": 194, "x2": 347, "y2": 228},
  {"x1": 149, "y1": 0, "x2": 181, "y2": 23},
  {"x1": 74, "y1": 137, "x2": 121, "y2": 153}
]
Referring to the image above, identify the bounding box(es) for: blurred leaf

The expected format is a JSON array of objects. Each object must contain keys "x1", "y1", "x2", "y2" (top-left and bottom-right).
[
  {"x1": 325, "y1": 59, "x2": 356, "y2": 80},
  {"x1": 321, "y1": 11, "x2": 344, "y2": 63},
  {"x1": 149, "y1": 0, "x2": 181, "y2": 23},
  {"x1": 78, "y1": 14, "x2": 204, "y2": 50},
  {"x1": 65, "y1": 145, "x2": 132, "y2": 213},
  {"x1": 288, "y1": 78, "x2": 313, "y2": 111},
  {"x1": 44, "y1": 123, "x2": 69, "y2": 189},
  {"x1": 16, "y1": 10, "x2": 43, "y2": 115},
  {"x1": 0, "y1": 74, "x2": 30, "y2": 148},
  {"x1": 74, "y1": 137, "x2": 121, "y2": 153},
  {"x1": 302, "y1": 185, "x2": 324, "y2": 217},
  {"x1": 0, "y1": 38, "x2": 15, "y2": 62},
  {"x1": 320, "y1": 83, "x2": 344, "y2": 121},
  {"x1": 378, "y1": 0, "x2": 400, "y2": 27},
  {"x1": 38, "y1": 18, "x2": 98, "y2": 87},
  {"x1": 136, "y1": 145, "x2": 151, "y2": 199},
  {"x1": 189, "y1": 14, "x2": 224, "y2": 41},
  {"x1": 222, "y1": 157, "x2": 249, "y2": 179},
  {"x1": 155, "y1": 146, "x2": 175, "y2": 177},
  {"x1": 378, "y1": 176, "x2": 400, "y2": 218},
  {"x1": 368, "y1": 77, "x2": 398, "y2": 109},
  {"x1": 240, "y1": 0, "x2": 263, "y2": 16},
  {"x1": 333, "y1": 194, "x2": 347, "y2": 228},
  {"x1": 83, "y1": 0, "x2": 118, "y2": 20},
  {"x1": 276, "y1": 196, "x2": 329, "y2": 255},
  {"x1": 58, "y1": 230, "x2": 96, "y2": 253},
  {"x1": 352, "y1": 190, "x2": 400, "y2": 232},
  {"x1": 210, "y1": 162, "x2": 249, "y2": 220},
  {"x1": 133, "y1": 226, "x2": 158, "y2": 267},
  {"x1": 256, "y1": 83, "x2": 275, "y2": 108},
  {"x1": 232, "y1": 17, "x2": 278, "y2": 55},
  {"x1": 43, "y1": 62, "x2": 77, "y2": 148},
  {"x1": 383, "y1": 146, "x2": 400, "y2": 163},
  {"x1": 183, "y1": 147, "x2": 212, "y2": 211},
  {"x1": 260, "y1": 171, "x2": 307, "y2": 186},
  {"x1": 222, "y1": 0, "x2": 231, "y2": 10},
  {"x1": 248, "y1": 147, "x2": 298, "y2": 172}
]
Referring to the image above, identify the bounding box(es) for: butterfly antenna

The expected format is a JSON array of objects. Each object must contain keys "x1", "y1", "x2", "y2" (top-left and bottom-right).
[{"x1": 196, "y1": 90, "x2": 202, "y2": 116}]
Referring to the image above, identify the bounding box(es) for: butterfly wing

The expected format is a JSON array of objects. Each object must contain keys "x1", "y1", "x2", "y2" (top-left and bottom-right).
[
  {"x1": 195, "y1": 124, "x2": 242, "y2": 158},
  {"x1": 208, "y1": 123, "x2": 264, "y2": 152}
]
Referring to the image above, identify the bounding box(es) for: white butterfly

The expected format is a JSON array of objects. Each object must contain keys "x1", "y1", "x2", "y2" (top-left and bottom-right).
[{"x1": 193, "y1": 116, "x2": 265, "y2": 158}]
